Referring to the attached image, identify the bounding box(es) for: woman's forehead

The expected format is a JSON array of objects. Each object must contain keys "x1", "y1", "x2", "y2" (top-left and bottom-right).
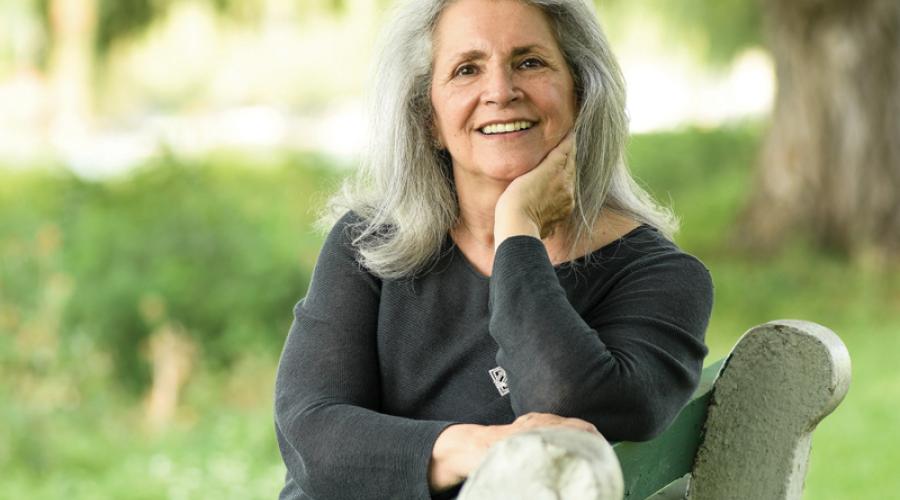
[{"x1": 431, "y1": 0, "x2": 559, "y2": 60}]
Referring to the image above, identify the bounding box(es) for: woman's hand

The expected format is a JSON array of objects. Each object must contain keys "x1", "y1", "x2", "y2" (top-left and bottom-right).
[
  {"x1": 429, "y1": 412, "x2": 598, "y2": 492},
  {"x1": 501, "y1": 411, "x2": 600, "y2": 437},
  {"x1": 494, "y1": 131, "x2": 577, "y2": 248}
]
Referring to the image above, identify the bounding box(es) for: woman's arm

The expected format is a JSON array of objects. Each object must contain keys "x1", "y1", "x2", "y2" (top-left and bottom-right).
[
  {"x1": 274, "y1": 213, "x2": 455, "y2": 499},
  {"x1": 487, "y1": 235, "x2": 712, "y2": 442},
  {"x1": 490, "y1": 131, "x2": 711, "y2": 442}
]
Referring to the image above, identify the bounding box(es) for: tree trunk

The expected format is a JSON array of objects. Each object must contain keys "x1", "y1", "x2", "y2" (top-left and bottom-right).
[
  {"x1": 48, "y1": 0, "x2": 97, "y2": 144},
  {"x1": 739, "y1": 0, "x2": 900, "y2": 260}
]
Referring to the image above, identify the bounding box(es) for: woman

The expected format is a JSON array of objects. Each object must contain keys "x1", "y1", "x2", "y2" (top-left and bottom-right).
[{"x1": 274, "y1": 0, "x2": 713, "y2": 498}]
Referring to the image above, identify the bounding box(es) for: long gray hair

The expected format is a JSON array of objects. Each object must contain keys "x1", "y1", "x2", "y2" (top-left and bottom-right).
[{"x1": 326, "y1": 0, "x2": 677, "y2": 279}]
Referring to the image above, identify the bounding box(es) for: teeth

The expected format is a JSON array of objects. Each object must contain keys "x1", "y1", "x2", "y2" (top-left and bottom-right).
[{"x1": 481, "y1": 121, "x2": 534, "y2": 135}]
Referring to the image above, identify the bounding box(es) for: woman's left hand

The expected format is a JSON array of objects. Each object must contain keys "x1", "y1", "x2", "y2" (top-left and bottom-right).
[
  {"x1": 494, "y1": 131, "x2": 577, "y2": 248},
  {"x1": 429, "y1": 412, "x2": 599, "y2": 492}
]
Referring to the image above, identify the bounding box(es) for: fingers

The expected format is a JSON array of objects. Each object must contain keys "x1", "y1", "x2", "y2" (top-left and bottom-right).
[
  {"x1": 556, "y1": 129, "x2": 575, "y2": 151},
  {"x1": 510, "y1": 412, "x2": 600, "y2": 436},
  {"x1": 494, "y1": 129, "x2": 577, "y2": 240},
  {"x1": 547, "y1": 130, "x2": 575, "y2": 169},
  {"x1": 534, "y1": 132, "x2": 576, "y2": 239},
  {"x1": 566, "y1": 134, "x2": 577, "y2": 175},
  {"x1": 558, "y1": 129, "x2": 575, "y2": 153},
  {"x1": 563, "y1": 134, "x2": 577, "y2": 188},
  {"x1": 534, "y1": 130, "x2": 574, "y2": 172},
  {"x1": 568, "y1": 418, "x2": 600, "y2": 435}
]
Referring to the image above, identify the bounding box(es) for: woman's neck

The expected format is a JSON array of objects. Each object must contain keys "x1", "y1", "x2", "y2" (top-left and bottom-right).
[
  {"x1": 454, "y1": 177, "x2": 507, "y2": 250},
  {"x1": 451, "y1": 169, "x2": 568, "y2": 268}
]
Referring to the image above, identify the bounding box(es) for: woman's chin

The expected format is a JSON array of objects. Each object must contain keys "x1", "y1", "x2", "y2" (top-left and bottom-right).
[
  {"x1": 452, "y1": 154, "x2": 544, "y2": 184},
  {"x1": 479, "y1": 158, "x2": 541, "y2": 182}
]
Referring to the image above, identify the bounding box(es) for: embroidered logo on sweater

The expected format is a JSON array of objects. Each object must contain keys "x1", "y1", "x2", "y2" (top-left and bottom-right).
[{"x1": 489, "y1": 366, "x2": 509, "y2": 396}]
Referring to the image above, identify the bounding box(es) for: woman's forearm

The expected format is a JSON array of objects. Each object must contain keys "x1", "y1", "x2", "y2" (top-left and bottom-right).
[{"x1": 487, "y1": 234, "x2": 712, "y2": 441}]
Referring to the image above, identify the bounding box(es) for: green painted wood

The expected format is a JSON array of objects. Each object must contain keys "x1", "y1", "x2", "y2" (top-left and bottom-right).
[{"x1": 613, "y1": 358, "x2": 725, "y2": 499}]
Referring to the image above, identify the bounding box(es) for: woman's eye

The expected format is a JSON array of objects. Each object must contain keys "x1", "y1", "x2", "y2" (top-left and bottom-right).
[
  {"x1": 519, "y1": 58, "x2": 545, "y2": 69},
  {"x1": 454, "y1": 64, "x2": 477, "y2": 77}
]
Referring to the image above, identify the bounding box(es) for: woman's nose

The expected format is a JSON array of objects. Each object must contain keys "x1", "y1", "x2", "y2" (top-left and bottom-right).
[{"x1": 481, "y1": 68, "x2": 522, "y2": 107}]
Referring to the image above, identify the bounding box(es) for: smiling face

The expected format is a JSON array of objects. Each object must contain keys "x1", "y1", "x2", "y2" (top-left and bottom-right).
[{"x1": 430, "y1": 0, "x2": 577, "y2": 184}]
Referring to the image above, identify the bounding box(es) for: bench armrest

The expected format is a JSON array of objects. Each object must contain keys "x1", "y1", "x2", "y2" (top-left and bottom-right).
[
  {"x1": 688, "y1": 320, "x2": 851, "y2": 499},
  {"x1": 458, "y1": 428, "x2": 624, "y2": 500}
]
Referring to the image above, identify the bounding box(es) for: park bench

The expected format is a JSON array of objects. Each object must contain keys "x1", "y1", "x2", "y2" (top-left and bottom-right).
[{"x1": 458, "y1": 320, "x2": 852, "y2": 500}]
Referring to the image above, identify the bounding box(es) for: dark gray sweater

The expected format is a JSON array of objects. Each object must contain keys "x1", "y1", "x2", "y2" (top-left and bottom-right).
[{"x1": 274, "y1": 212, "x2": 713, "y2": 500}]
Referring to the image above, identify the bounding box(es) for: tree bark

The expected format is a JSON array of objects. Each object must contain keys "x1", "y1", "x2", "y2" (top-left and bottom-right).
[
  {"x1": 739, "y1": 0, "x2": 900, "y2": 260},
  {"x1": 48, "y1": 0, "x2": 97, "y2": 141}
]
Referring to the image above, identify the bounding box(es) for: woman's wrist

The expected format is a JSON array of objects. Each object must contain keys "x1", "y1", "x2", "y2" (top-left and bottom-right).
[
  {"x1": 494, "y1": 199, "x2": 541, "y2": 250},
  {"x1": 429, "y1": 424, "x2": 503, "y2": 492}
]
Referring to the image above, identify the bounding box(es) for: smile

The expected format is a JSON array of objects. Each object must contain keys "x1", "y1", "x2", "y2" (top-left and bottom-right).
[{"x1": 478, "y1": 121, "x2": 535, "y2": 135}]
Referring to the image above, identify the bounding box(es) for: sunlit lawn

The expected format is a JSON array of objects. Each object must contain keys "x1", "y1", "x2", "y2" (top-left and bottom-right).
[
  {"x1": 1, "y1": 126, "x2": 898, "y2": 498},
  {"x1": 1, "y1": 365, "x2": 284, "y2": 499}
]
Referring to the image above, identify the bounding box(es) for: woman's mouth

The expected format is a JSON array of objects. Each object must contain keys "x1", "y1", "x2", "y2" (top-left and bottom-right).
[{"x1": 478, "y1": 120, "x2": 536, "y2": 135}]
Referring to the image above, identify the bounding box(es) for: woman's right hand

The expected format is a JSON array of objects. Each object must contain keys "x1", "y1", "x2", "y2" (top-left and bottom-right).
[{"x1": 429, "y1": 412, "x2": 599, "y2": 492}]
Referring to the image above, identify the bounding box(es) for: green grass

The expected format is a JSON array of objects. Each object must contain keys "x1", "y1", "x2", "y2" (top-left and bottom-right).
[
  {"x1": 0, "y1": 363, "x2": 283, "y2": 499},
  {"x1": 2, "y1": 127, "x2": 898, "y2": 498}
]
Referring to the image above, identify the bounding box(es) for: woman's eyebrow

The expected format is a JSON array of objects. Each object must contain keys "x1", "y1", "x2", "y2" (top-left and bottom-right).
[
  {"x1": 510, "y1": 44, "x2": 547, "y2": 57},
  {"x1": 448, "y1": 49, "x2": 488, "y2": 63},
  {"x1": 446, "y1": 44, "x2": 549, "y2": 64}
]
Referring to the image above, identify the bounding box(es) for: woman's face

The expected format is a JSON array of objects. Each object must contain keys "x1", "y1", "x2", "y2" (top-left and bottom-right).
[{"x1": 430, "y1": 0, "x2": 577, "y2": 183}]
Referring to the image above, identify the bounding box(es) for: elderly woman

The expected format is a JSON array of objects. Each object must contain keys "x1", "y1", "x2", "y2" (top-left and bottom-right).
[{"x1": 274, "y1": 0, "x2": 713, "y2": 498}]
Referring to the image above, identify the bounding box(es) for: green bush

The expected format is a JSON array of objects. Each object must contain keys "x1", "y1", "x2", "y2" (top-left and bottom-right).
[
  {"x1": 1, "y1": 152, "x2": 341, "y2": 391},
  {"x1": 627, "y1": 123, "x2": 762, "y2": 253}
]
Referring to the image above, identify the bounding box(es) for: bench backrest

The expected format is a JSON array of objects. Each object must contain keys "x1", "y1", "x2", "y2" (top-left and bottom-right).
[{"x1": 614, "y1": 359, "x2": 724, "y2": 498}]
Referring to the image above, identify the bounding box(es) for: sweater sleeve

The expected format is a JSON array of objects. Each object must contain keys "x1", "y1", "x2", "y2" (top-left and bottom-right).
[
  {"x1": 273, "y1": 214, "x2": 454, "y2": 500},
  {"x1": 488, "y1": 234, "x2": 713, "y2": 442}
]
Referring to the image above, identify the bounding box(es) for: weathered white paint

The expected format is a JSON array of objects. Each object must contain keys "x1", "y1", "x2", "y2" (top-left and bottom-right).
[
  {"x1": 688, "y1": 320, "x2": 851, "y2": 500},
  {"x1": 459, "y1": 428, "x2": 624, "y2": 500}
]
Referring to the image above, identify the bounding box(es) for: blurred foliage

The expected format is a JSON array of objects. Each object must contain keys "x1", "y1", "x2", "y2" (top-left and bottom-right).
[
  {"x1": 31, "y1": 0, "x2": 262, "y2": 58},
  {"x1": 22, "y1": 0, "x2": 764, "y2": 65},
  {"x1": 2, "y1": 127, "x2": 899, "y2": 497},
  {"x1": 665, "y1": 0, "x2": 762, "y2": 64},
  {"x1": 600, "y1": 0, "x2": 762, "y2": 65},
  {"x1": 0, "y1": 152, "x2": 339, "y2": 391},
  {"x1": 627, "y1": 121, "x2": 764, "y2": 254},
  {"x1": 0, "y1": 337, "x2": 284, "y2": 498},
  {"x1": 94, "y1": 0, "x2": 164, "y2": 55}
]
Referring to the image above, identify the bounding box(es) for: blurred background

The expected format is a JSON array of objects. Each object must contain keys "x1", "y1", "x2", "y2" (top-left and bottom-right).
[{"x1": 1, "y1": 0, "x2": 898, "y2": 498}]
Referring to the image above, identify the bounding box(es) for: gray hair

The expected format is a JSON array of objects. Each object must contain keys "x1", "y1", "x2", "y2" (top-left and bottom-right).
[{"x1": 326, "y1": 0, "x2": 678, "y2": 279}]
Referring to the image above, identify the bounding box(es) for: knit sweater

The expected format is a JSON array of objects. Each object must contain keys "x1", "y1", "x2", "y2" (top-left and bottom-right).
[{"x1": 274, "y1": 212, "x2": 713, "y2": 499}]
